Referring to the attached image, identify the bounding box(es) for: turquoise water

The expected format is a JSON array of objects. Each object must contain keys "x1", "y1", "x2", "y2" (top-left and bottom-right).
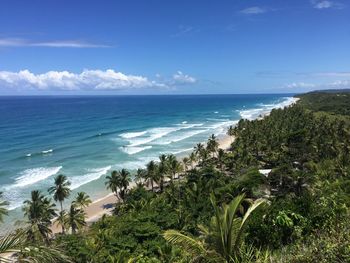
[{"x1": 0, "y1": 94, "x2": 294, "y2": 228}]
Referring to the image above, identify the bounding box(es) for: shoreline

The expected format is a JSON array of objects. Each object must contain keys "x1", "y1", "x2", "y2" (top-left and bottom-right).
[
  {"x1": 51, "y1": 134, "x2": 233, "y2": 233},
  {"x1": 52, "y1": 98, "x2": 299, "y2": 233}
]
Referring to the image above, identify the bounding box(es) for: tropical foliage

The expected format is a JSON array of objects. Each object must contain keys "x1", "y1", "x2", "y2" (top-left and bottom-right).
[{"x1": 1, "y1": 91, "x2": 350, "y2": 262}]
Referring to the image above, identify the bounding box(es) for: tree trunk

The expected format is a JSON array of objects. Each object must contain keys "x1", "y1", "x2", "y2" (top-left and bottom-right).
[{"x1": 60, "y1": 201, "x2": 65, "y2": 234}]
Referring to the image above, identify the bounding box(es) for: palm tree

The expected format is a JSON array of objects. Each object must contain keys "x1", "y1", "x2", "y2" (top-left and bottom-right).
[
  {"x1": 158, "y1": 154, "x2": 169, "y2": 192},
  {"x1": 207, "y1": 134, "x2": 219, "y2": 157},
  {"x1": 199, "y1": 148, "x2": 209, "y2": 163},
  {"x1": 189, "y1": 152, "x2": 197, "y2": 169},
  {"x1": 145, "y1": 160, "x2": 159, "y2": 191},
  {"x1": 48, "y1": 175, "x2": 71, "y2": 234},
  {"x1": 0, "y1": 229, "x2": 72, "y2": 262},
  {"x1": 217, "y1": 148, "x2": 226, "y2": 171},
  {"x1": 182, "y1": 157, "x2": 190, "y2": 172},
  {"x1": 227, "y1": 125, "x2": 235, "y2": 137},
  {"x1": 73, "y1": 192, "x2": 92, "y2": 209},
  {"x1": 23, "y1": 190, "x2": 57, "y2": 244},
  {"x1": 105, "y1": 170, "x2": 119, "y2": 197},
  {"x1": 164, "y1": 194, "x2": 265, "y2": 262},
  {"x1": 118, "y1": 169, "x2": 131, "y2": 200},
  {"x1": 135, "y1": 168, "x2": 146, "y2": 187},
  {"x1": 105, "y1": 169, "x2": 131, "y2": 201},
  {"x1": 48, "y1": 175, "x2": 71, "y2": 214},
  {"x1": 0, "y1": 192, "x2": 8, "y2": 223},
  {"x1": 194, "y1": 143, "x2": 205, "y2": 158},
  {"x1": 65, "y1": 204, "x2": 86, "y2": 234},
  {"x1": 168, "y1": 155, "x2": 183, "y2": 181},
  {"x1": 55, "y1": 210, "x2": 67, "y2": 234}
]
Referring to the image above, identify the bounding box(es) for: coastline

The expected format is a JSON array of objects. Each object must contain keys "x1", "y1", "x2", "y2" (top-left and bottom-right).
[
  {"x1": 51, "y1": 98, "x2": 299, "y2": 233},
  {"x1": 51, "y1": 134, "x2": 233, "y2": 233}
]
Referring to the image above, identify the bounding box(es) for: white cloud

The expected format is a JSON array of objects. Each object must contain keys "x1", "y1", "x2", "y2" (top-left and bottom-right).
[
  {"x1": 284, "y1": 82, "x2": 316, "y2": 89},
  {"x1": 172, "y1": 71, "x2": 196, "y2": 84},
  {"x1": 328, "y1": 79, "x2": 350, "y2": 87},
  {"x1": 311, "y1": 0, "x2": 345, "y2": 9},
  {"x1": 0, "y1": 69, "x2": 167, "y2": 91},
  {"x1": 240, "y1": 6, "x2": 266, "y2": 14},
  {"x1": 313, "y1": 0, "x2": 333, "y2": 8},
  {"x1": 0, "y1": 38, "x2": 109, "y2": 48},
  {"x1": 283, "y1": 80, "x2": 350, "y2": 91},
  {"x1": 312, "y1": 72, "x2": 350, "y2": 77}
]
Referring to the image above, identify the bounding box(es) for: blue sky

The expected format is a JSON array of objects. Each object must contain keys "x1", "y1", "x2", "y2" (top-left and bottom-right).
[{"x1": 0, "y1": 0, "x2": 349, "y2": 95}]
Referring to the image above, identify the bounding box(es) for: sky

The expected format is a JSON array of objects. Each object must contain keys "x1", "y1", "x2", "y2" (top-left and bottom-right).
[{"x1": 0, "y1": 0, "x2": 349, "y2": 95}]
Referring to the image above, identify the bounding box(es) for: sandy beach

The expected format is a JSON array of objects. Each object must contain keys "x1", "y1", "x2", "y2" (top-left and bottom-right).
[
  {"x1": 51, "y1": 134, "x2": 233, "y2": 234},
  {"x1": 51, "y1": 98, "x2": 299, "y2": 233}
]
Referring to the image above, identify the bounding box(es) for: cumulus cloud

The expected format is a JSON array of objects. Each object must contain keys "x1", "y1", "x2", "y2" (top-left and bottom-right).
[
  {"x1": 172, "y1": 71, "x2": 197, "y2": 84},
  {"x1": 311, "y1": 0, "x2": 345, "y2": 9},
  {"x1": 0, "y1": 69, "x2": 167, "y2": 91},
  {"x1": 239, "y1": 6, "x2": 266, "y2": 14},
  {"x1": 0, "y1": 38, "x2": 109, "y2": 48}
]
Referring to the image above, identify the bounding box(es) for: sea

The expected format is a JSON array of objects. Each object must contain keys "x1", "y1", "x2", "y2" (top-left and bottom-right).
[{"x1": 0, "y1": 94, "x2": 295, "y2": 229}]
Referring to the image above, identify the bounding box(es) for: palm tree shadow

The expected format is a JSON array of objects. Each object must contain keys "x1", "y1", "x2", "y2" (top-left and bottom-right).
[{"x1": 102, "y1": 203, "x2": 114, "y2": 209}]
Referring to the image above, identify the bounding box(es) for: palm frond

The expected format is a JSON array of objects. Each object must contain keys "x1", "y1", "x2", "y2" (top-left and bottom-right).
[
  {"x1": 18, "y1": 245, "x2": 73, "y2": 263},
  {"x1": 0, "y1": 231, "x2": 23, "y2": 261},
  {"x1": 163, "y1": 230, "x2": 206, "y2": 257},
  {"x1": 234, "y1": 198, "x2": 266, "y2": 251}
]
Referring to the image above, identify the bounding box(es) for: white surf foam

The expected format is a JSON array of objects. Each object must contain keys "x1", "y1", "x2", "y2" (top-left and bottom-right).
[
  {"x1": 128, "y1": 127, "x2": 179, "y2": 146},
  {"x1": 120, "y1": 131, "x2": 147, "y2": 139},
  {"x1": 239, "y1": 108, "x2": 265, "y2": 120},
  {"x1": 13, "y1": 166, "x2": 62, "y2": 188},
  {"x1": 70, "y1": 165, "x2": 112, "y2": 190},
  {"x1": 119, "y1": 123, "x2": 204, "y2": 147},
  {"x1": 1, "y1": 190, "x2": 24, "y2": 211},
  {"x1": 115, "y1": 156, "x2": 157, "y2": 170},
  {"x1": 42, "y1": 149, "x2": 53, "y2": 154},
  {"x1": 239, "y1": 97, "x2": 297, "y2": 120},
  {"x1": 120, "y1": 145, "x2": 152, "y2": 155},
  {"x1": 173, "y1": 148, "x2": 194, "y2": 155},
  {"x1": 153, "y1": 129, "x2": 208, "y2": 145}
]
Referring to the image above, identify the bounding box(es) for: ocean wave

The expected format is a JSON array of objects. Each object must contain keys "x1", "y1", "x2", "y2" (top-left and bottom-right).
[
  {"x1": 1, "y1": 190, "x2": 24, "y2": 211},
  {"x1": 41, "y1": 149, "x2": 53, "y2": 154},
  {"x1": 173, "y1": 148, "x2": 194, "y2": 155},
  {"x1": 239, "y1": 108, "x2": 265, "y2": 120},
  {"x1": 120, "y1": 131, "x2": 147, "y2": 139},
  {"x1": 24, "y1": 148, "x2": 54, "y2": 158},
  {"x1": 13, "y1": 166, "x2": 62, "y2": 188},
  {"x1": 115, "y1": 156, "x2": 157, "y2": 170},
  {"x1": 239, "y1": 97, "x2": 297, "y2": 120},
  {"x1": 70, "y1": 166, "x2": 112, "y2": 190},
  {"x1": 121, "y1": 123, "x2": 203, "y2": 147},
  {"x1": 209, "y1": 120, "x2": 235, "y2": 129},
  {"x1": 120, "y1": 145, "x2": 152, "y2": 155},
  {"x1": 153, "y1": 129, "x2": 208, "y2": 145},
  {"x1": 128, "y1": 127, "x2": 179, "y2": 146}
]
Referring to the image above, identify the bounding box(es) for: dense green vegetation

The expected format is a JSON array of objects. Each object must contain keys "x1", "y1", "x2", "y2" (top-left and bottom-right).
[
  {"x1": 1, "y1": 91, "x2": 350, "y2": 262},
  {"x1": 297, "y1": 90, "x2": 350, "y2": 115}
]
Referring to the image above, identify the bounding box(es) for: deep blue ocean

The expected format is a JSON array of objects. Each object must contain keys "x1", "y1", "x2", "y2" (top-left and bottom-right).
[{"x1": 0, "y1": 94, "x2": 294, "y2": 228}]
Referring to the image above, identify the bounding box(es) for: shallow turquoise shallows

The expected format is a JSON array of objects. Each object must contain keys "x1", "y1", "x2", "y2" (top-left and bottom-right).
[{"x1": 0, "y1": 94, "x2": 294, "y2": 229}]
